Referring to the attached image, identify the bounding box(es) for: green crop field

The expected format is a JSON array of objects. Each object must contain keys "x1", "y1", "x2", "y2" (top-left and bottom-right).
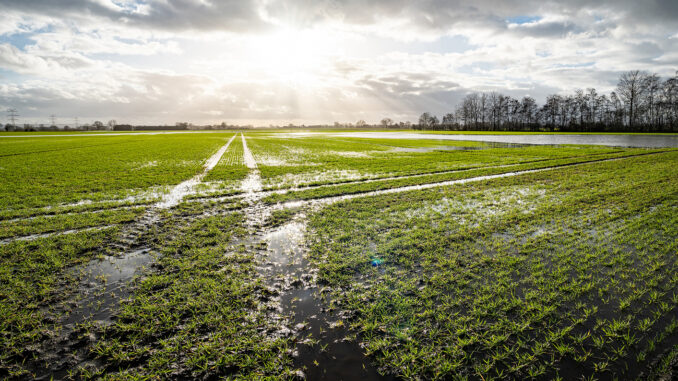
[{"x1": 0, "y1": 131, "x2": 676, "y2": 380}]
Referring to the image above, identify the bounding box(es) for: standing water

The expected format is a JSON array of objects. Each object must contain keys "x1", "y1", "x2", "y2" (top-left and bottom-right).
[
  {"x1": 236, "y1": 133, "x2": 391, "y2": 379},
  {"x1": 282, "y1": 131, "x2": 678, "y2": 148}
]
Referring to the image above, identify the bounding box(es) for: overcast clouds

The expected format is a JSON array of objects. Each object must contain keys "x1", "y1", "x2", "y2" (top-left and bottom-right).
[{"x1": 0, "y1": 0, "x2": 676, "y2": 125}]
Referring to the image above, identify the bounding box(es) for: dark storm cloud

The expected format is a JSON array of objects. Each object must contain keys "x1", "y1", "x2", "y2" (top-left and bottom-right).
[
  {"x1": 509, "y1": 21, "x2": 580, "y2": 38},
  {"x1": 263, "y1": 0, "x2": 678, "y2": 32},
  {"x1": 1, "y1": 0, "x2": 676, "y2": 35},
  {"x1": 0, "y1": 0, "x2": 270, "y2": 33}
]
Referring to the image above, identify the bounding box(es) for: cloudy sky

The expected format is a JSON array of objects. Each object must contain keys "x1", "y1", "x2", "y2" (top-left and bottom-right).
[{"x1": 1, "y1": 0, "x2": 677, "y2": 126}]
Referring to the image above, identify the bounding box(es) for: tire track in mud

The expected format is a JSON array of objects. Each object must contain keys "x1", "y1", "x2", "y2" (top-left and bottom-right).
[
  {"x1": 0, "y1": 225, "x2": 116, "y2": 245},
  {"x1": 4, "y1": 151, "x2": 664, "y2": 246},
  {"x1": 7, "y1": 150, "x2": 659, "y2": 227},
  {"x1": 277, "y1": 150, "x2": 672, "y2": 209},
  {"x1": 1, "y1": 204, "x2": 140, "y2": 224},
  {"x1": 1, "y1": 136, "x2": 238, "y2": 246},
  {"x1": 262, "y1": 215, "x2": 395, "y2": 380},
  {"x1": 0, "y1": 198, "x2": 157, "y2": 223},
  {"x1": 156, "y1": 134, "x2": 238, "y2": 209},
  {"x1": 25, "y1": 135, "x2": 239, "y2": 380},
  {"x1": 192, "y1": 149, "x2": 670, "y2": 208},
  {"x1": 239, "y1": 133, "x2": 392, "y2": 380}
]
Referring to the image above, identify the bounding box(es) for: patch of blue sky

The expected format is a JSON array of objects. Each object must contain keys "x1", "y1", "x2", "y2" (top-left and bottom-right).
[
  {"x1": 0, "y1": 33, "x2": 34, "y2": 49},
  {"x1": 506, "y1": 16, "x2": 541, "y2": 24},
  {"x1": 0, "y1": 25, "x2": 54, "y2": 49},
  {"x1": 111, "y1": 0, "x2": 145, "y2": 13}
]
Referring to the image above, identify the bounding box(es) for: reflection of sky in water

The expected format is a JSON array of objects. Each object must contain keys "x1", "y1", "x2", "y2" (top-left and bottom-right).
[{"x1": 281, "y1": 132, "x2": 678, "y2": 148}]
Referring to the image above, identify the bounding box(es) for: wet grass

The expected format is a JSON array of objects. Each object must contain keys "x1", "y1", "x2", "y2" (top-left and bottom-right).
[
  {"x1": 264, "y1": 149, "x2": 665, "y2": 204},
  {"x1": 267, "y1": 208, "x2": 297, "y2": 228},
  {"x1": 203, "y1": 132, "x2": 249, "y2": 184},
  {"x1": 306, "y1": 151, "x2": 678, "y2": 379},
  {"x1": 0, "y1": 229, "x2": 117, "y2": 378},
  {"x1": 0, "y1": 207, "x2": 145, "y2": 240},
  {"x1": 0, "y1": 199, "x2": 154, "y2": 222},
  {"x1": 246, "y1": 134, "x2": 660, "y2": 190},
  {"x1": 1, "y1": 131, "x2": 676, "y2": 379},
  {"x1": 0, "y1": 133, "x2": 235, "y2": 211},
  {"x1": 78, "y1": 212, "x2": 299, "y2": 379}
]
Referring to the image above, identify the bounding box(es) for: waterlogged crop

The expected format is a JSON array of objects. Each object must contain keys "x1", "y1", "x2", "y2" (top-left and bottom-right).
[
  {"x1": 245, "y1": 133, "x2": 667, "y2": 191},
  {"x1": 0, "y1": 130, "x2": 676, "y2": 380},
  {"x1": 0, "y1": 229, "x2": 118, "y2": 377},
  {"x1": 307, "y1": 151, "x2": 678, "y2": 379},
  {"x1": 82, "y1": 213, "x2": 298, "y2": 379},
  {"x1": 202, "y1": 132, "x2": 249, "y2": 194},
  {"x1": 0, "y1": 207, "x2": 145, "y2": 239}
]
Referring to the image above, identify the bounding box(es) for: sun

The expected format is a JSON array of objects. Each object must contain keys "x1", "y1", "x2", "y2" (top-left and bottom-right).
[{"x1": 244, "y1": 27, "x2": 341, "y2": 86}]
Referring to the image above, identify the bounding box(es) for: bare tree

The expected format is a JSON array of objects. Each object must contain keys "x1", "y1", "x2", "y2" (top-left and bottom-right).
[
  {"x1": 442, "y1": 113, "x2": 456, "y2": 127},
  {"x1": 644, "y1": 74, "x2": 660, "y2": 127},
  {"x1": 416, "y1": 69, "x2": 677, "y2": 133},
  {"x1": 380, "y1": 118, "x2": 393, "y2": 128},
  {"x1": 418, "y1": 112, "x2": 439, "y2": 129},
  {"x1": 617, "y1": 70, "x2": 648, "y2": 128}
]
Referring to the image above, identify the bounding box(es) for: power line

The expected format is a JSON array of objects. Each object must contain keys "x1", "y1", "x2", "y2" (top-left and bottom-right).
[
  {"x1": 7, "y1": 108, "x2": 18, "y2": 126},
  {"x1": 49, "y1": 114, "x2": 56, "y2": 126}
]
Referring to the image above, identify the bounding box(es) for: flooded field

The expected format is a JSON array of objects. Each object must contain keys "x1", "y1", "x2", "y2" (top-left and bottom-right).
[
  {"x1": 284, "y1": 131, "x2": 678, "y2": 148},
  {"x1": 1, "y1": 131, "x2": 677, "y2": 380}
]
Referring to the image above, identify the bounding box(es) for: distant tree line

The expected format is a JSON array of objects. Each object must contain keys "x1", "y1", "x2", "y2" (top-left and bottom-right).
[
  {"x1": 416, "y1": 70, "x2": 678, "y2": 132},
  {"x1": 3, "y1": 120, "x2": 118, "y2": 132}
]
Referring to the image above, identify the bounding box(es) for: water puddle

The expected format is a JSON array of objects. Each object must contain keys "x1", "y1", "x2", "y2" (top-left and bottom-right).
[
  {"x1": 64, "y1": 248, "x2": 155, "y2": 325},
  {"x1": 259, "y1": 217, "x2": 391, "y2": 380},
  {"x1": 27, "y1": 137, "x2": 242, "y2": 378},
  {"x1": 281, "y1": 169, "x2": 544, "y2": 210},
  {"x1": 235, "y1": 134, "x2": 390, "y2": 379},
  {"x1": 240, "y1": 133, "x2": 267, "y2": 229}
]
